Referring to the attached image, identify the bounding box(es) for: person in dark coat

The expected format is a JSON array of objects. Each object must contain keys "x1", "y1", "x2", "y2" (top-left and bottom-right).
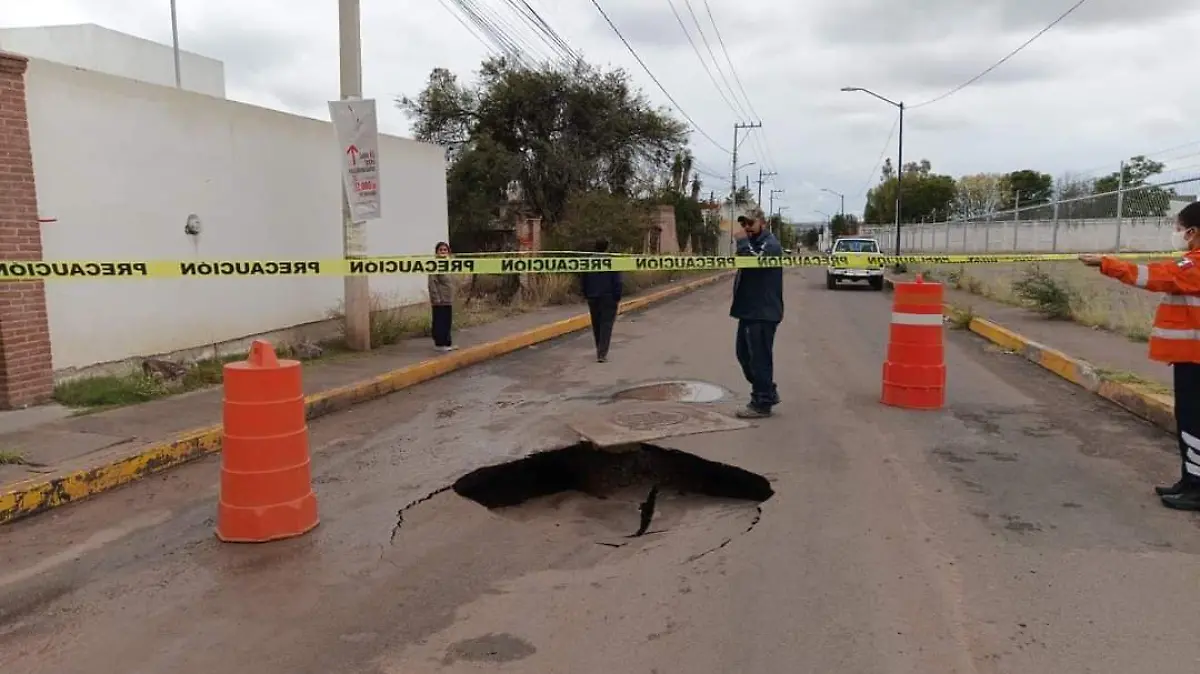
[
  {"x1": 428, "y1": 241, "x2": 456, "y2": 352},
  {"x1": 580, "y1": 238, "x2": 623, "y2": 362},
  {"x1": 730, "y1": 207, "x2": 784, "y2": 418}
]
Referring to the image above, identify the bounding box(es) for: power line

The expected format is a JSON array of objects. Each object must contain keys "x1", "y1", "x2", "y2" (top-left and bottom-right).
[
  {"x1": 909, "y1": 0, "x2": 1090, "y2": 110},
  {"x1": 858, "y1": 115, "x2": 899, "y2": 197},
  {"x1": 679, "y1": 0, "x2": 750, "y2": 121},
  {"x1": 702, "y1": 0, "x2": 760, "y2": 121},
  {"x1": 665, "y1": 0, "x2": 743, "y2": 119},
  {"x1": 435, "y1": 0, "x2": 500, "y2": 57},
  {"x1": 588, "y1": 0, "x2": 732, "y2": 154}
]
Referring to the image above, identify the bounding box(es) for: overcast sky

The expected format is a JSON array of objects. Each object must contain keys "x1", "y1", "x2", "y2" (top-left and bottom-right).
[{"x1": 5, "y1": 0, "x2": 1200, "y2": 221}]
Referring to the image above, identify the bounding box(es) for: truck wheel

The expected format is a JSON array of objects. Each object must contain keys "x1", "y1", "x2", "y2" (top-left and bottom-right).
[
  {"x1": 826, "y1": 274, "x2": 837, "y2": 290},
  {"x1": 869, "y1": 277, "x2": 884, "y2": 291}
]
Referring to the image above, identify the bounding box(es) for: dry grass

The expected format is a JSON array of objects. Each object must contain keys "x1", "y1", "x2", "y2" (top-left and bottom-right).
[
  {"x1": 1095, "y1": 368, "x2": 1172, "y2": 395},
  {"x1": 915, "y1": 262, "x2": 1156, "y2": 342}
]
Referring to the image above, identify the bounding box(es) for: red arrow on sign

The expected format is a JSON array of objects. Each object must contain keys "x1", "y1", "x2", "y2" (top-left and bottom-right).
[{"x1": 346, "y1": 144, "x2": 359, "y2": 165}]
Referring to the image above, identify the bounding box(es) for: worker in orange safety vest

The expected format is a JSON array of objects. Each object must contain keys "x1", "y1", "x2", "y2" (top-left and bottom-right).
[{"x1": 1080, "y1": 201, "x2": 1200, "y2": 510}]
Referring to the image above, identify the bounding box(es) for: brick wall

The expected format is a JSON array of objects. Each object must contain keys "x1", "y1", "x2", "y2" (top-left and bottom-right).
[{"x1": 0, "y1": 52, "x2": 53, "y2": 408}]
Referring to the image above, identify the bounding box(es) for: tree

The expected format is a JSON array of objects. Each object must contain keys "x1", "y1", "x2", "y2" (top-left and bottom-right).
[
  {"x1": 952, "y1": 173, "x2": 1003, "y2": 219},
  {"x1": 999, "y1": 169, "x2": 1053, "y2": 211},
  {"x1": 725, "y1": 185, "x2": 754, "y2": 205},
  {"x1": 829, "y1": 213, "x2": 860, "y2": 238},
  {"x1": 864, "y1": 159, "x2": 956, "y2": 224},
  {"x1": 399, "y1": 58, "x2": 688, "y2": 246},
  {"x1": 801, "y1": 227, "x2": 820, "y2": 249},
  {"x1": 1093, "y1": 155, "x2": 1174, "y2": 217}
]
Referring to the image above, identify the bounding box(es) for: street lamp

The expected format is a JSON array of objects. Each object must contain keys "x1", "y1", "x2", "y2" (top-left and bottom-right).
[
  {"x1": 841, "y1": 86, "x2": 904, "y2": 260},
  {"x1": 820, "y1": 187, "x2": 845, "y2": 220},
  {"x1": 169, "y1": 0, "x2": 181, "y2": 88}
]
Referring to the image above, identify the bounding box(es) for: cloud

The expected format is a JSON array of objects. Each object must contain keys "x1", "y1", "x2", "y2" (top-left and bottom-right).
[{"x1": 4, "y1": 0, "x2": 1200, "y2": 220}]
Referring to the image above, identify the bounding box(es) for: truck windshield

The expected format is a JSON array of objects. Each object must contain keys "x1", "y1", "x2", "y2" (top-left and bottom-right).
[{"x1": 833, "y1": 240, "x2": 879, "y2": 253}]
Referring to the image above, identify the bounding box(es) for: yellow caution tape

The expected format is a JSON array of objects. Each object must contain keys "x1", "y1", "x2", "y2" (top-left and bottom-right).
[{"x1": 0, "y1": 252, "x2": 1174, "y2": 281}]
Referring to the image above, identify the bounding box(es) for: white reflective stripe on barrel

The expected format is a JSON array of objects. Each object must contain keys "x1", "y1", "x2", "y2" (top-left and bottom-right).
[
  {"x1": 1151, "y1": 327, "x2": 1200, "y2": 340},
  {"x1": 891, "y1": 312, "x2": 943, "y2": 326}
]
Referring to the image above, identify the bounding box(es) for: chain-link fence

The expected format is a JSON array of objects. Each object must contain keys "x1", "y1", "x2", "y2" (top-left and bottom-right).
[{"x1": 860, "y1": 175, "x2": 1200, "y2": 254}]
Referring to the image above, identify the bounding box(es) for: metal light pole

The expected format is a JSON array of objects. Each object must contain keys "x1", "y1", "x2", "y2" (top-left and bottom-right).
[
  {"x1": 841, "y1": 87, "x2": 904, "y2": 259},
  {"x1": 169, "y1": 0, "x2": 181, "y2": 88},
  {"x1": 821, "y1": 187, "x2": 845, "y2": 221},
  {"x1": 339, "y1": 0, "x2": 371, "y2": 350}
]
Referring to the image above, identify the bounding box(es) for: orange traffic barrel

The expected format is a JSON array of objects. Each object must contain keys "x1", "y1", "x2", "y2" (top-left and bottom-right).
[
  {"x1": 881, "y1": 274, "x2": 946, "y2": 410},
  {"x1": 216, "y1": 340, "x2": 319, "y2": 542}
]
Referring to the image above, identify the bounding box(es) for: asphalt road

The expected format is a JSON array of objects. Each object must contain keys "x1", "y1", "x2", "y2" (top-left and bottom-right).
[{"x1": 2, "y1": 270, "x2": 1199, "y2": 674}]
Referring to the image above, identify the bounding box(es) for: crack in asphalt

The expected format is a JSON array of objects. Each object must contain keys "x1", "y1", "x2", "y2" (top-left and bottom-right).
[
  {"x1": 681, "y1": 505, "x2": 764, "y2": 564},
  {"x1": 389, "y1": 486, "x2": 453, "y2": 544}
]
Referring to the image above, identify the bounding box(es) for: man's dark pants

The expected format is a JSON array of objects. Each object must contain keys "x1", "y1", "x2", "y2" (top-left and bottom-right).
[
  {"x1": 1174, "y1": 362, "x2": 1200, "y2": 488},
  {"x1": 588, "y1": 297, "x2": 619, "y2": 358},
  {"x1": 736, "y1": 319, "x2": 779, "y2": 410}
]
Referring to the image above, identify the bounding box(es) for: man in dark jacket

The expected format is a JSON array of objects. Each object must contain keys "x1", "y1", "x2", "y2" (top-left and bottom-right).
[
  {"x1": 581, "y1": 239, "x2": 623, "y2": 362},
  {"x1": 730, "y1": 207, "x2": 784, "y2": 418}
]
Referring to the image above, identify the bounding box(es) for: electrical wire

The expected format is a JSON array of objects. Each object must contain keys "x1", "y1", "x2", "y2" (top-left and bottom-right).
[
  {"x1": 588, "y1": 0, "x2": 732, "y2": 154},
  {"x1": 702, "y1": 0, "x2": 760, "y2": 121},
  {"x1": 679, "y1": 0, "x2": 750, "y2": 121},
  {"x1": 436, "y1": 0, "x2": 500, "y2": 57},
  {"x1": 698, "y1": 0, "x2": 781, "y2": 178},
  {"x1": 666, "y1": 0, "x2": 743, "y2": 119},
  {"x1": 858, "y1": 115, "x2": 899, "y2": 197},
  {"x1": 909, "y1": 0, "x2": 1090, "y2": 110}
]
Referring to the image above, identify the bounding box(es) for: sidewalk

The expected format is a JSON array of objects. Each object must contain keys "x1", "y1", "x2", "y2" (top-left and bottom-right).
[{"x1": 0, "y1": 273, "x2": 730, "y2": 521}]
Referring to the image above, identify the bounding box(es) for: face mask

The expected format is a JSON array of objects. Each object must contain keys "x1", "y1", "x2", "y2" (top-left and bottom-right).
[{"x1": 1172, "y1": 229, "x2": 1193, "y2": 251}]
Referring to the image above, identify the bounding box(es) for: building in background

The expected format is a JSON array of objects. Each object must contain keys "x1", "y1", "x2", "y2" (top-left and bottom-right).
[{"x1": 0, "y1": 23, "x2": 225, "y2": 98}]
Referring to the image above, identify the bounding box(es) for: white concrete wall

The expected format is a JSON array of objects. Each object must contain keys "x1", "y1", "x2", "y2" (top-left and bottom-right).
[
  {"x1": 23, "y1": 57, "x2": 447, "y2": 371},
  {"x1": 0, "y1": 24, "x2": 225, "y2": 98},
  {"x1": 862, "y1": 217, "x2": 1175, "y2": 254}
]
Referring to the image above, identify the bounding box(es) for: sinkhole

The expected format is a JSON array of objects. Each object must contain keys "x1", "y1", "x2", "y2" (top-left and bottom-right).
[{"x1": 450, "y1": 443, "x2": 773, "y2": 542}]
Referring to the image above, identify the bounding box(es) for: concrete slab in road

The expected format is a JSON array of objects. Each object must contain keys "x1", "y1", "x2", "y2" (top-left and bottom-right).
[
  {"x1": 2, "y1": 271, "x2": 1199, "y2": 674},
  {"x1": 563, "y1": 400, "x2": 749, "y2": 447}
]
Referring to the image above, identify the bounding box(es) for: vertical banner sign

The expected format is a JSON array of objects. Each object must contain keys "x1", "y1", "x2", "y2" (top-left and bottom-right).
[{"x1": 329, "y1": 98, "x2": 382, "y2": 221}]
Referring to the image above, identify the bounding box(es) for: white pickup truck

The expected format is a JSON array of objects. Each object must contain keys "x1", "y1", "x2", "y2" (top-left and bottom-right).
[{"x1": 825, "y1": 237, "x2": 885, "y2": 291}]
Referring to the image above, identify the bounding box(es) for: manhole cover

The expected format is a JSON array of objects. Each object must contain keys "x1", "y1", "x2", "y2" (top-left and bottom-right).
[
  {"x1": 612, "y1": 380, "x2": 728, "y2": 403},
  {"x1": 613, "y1": 409, "x2": 690, "y2": 431}
]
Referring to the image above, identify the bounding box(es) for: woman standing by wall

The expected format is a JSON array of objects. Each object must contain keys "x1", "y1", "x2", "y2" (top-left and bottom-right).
[{"x1": 429, "y1": 241, "x2": 457, "y2": 352}]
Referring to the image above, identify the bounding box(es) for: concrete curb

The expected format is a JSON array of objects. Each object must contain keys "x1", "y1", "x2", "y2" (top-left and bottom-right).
[
  {"x1": 0, "y1": 272, "x2": 733, "y2": 525},
  {"x1": 883, "y1": 276, "x2": 1175, "y2": 434}
]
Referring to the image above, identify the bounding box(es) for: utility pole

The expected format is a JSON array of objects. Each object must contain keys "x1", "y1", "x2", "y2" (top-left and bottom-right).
[
  {"x1": 339, "y1": 0, "x2": 370, "y2": 351},
  {"x1": 756, "y1": 168, "x2": 777, "y2": 207},
  {"x1": 731, "y1": 121, "x2": 762, "y2": 248},
  {"x1": 769, "y1": 188, "x2": 784, "y2": 220}
]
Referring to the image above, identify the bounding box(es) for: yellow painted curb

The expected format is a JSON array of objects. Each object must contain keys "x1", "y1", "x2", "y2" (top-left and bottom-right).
[
  {"x1": 884, "y1": 275, "x2": 1176, "y2": 434},
  {"x1": 0, "y1": 271, "x2": 733, "y2": 525}
]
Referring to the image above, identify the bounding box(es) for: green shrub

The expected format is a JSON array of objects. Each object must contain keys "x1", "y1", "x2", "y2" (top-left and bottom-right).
[{"x1": 1012, "y1": 267, "x2": 1075, "y2": 319}]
